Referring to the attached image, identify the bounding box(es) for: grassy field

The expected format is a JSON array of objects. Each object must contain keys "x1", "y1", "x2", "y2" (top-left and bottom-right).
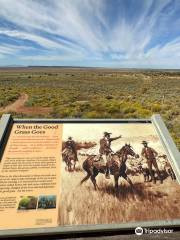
[
  {"x1": 59, "y1": 157, "x2": 180, "y2": 226},
  {"x1": 0, "y1": 67, "x2": 179, "y2": 149}
]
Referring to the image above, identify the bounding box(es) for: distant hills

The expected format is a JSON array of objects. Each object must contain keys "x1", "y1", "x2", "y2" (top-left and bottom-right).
[{"x1": 0, "y1": 65, "x2": 180, "y2": 71}]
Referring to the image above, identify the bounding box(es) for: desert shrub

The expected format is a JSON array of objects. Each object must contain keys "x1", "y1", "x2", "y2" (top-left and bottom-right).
[
  {"x1": 124, "y1": 112, "x2": 139, "y2": 118},
  {"x1": 170, "y1": 132, "x2": 180, "y2": 150},
  {"x1": 60, "y1": 109, "x2": 74, "y2": 118},
  {"x1": 163, "y1": 111, "x2": 174, "y2": 121},
  {"x1": 161, "y1": 104, "x2": 171, "y2": 111},
  {"x1": 141, "y1": 87, "x2": 148, "y2": 94},
  {"x1": 151, "y1": 103, "x2": 162, "y2": 112},
  {"x1": 78, "y1": 103, "x2": 91, "y2": 112},
  {"x1": 105, "y1": 95, "x2": 113, "y2": 100},
  {"x1": 0, "y1": 101, "x2": 4, "y2": 107},
  {"x1": 92, "y1": 102, "x2": 106, "y2": 113},
  {"x1": 107, "y1": 104, "x2": 120, "y2": 114},
  {"x1": 84, "y1": 111, "x2": 99, "y2": 118},
  {"x1": 25, "y1": 99, "x2": 34, "y2": 107},
  {"x1": 122, "y1": 106, "x2": 136, "y2": 114},
  {"x1": 0, "y1": 89, "x2": 19, "y2": 107},
  {"x1": 136, "y1": 109, "x2": 152, "y2": 118},
  {"x1": 171, "y1": 109, "x2": 180, "y2": 117}
]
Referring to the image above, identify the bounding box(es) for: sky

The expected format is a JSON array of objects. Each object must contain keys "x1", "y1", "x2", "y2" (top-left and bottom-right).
[
  {"x1": 0, "y1": 0, "x2": 180, "y2": 68},
  {"x1": 63, "y1": 123, "x2": 165, "y2": 154},
  {"x1": 63, "y1": 123, "x2": 157, "y2": 141}
]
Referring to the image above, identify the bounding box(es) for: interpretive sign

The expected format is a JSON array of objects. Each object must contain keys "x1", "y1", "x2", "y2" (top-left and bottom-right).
[
  {"x1": 0, "y1": 114, "x2": 179, "y2": 238},
  {"x1": 0, "y1": 122, "x2": 62, "y2": 230}
]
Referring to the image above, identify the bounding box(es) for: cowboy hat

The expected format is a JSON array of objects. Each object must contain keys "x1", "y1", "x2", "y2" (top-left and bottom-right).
[{"x1": 104, "y1": 132, "x2": 112, "y2": 136}]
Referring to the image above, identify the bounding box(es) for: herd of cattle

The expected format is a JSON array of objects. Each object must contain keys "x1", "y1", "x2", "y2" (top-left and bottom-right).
[
  {"x1": 78, "y1": 151, "x2": 176, "y2": 182},
  {"x1": 125, "y1": 156, "x2": 176, "y2": 182}
]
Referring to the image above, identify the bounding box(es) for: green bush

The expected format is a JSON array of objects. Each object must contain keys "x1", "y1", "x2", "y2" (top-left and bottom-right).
[
  {"x1": 136, "y1": 109, "x2": 152, "y2": 118},
  {"x1": 122, "y1": 106, "x2": 136, "y2": 114},
  {"x1": 84, "y1": 111, "x2": 99, "y2": 118},
  {"x1": 151, "y1": 103, "x2": 162, "y2": 112}
]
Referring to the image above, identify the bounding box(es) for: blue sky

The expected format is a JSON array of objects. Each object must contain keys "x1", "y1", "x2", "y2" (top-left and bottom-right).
[{"x1": 0, "y1": 0, "x2": 180, "y2": 68}]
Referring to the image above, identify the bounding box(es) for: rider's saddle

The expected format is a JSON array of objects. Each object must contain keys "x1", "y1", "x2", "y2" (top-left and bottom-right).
[{"x1": 94, "y1": 155, "x2": 106, "y2": 166}]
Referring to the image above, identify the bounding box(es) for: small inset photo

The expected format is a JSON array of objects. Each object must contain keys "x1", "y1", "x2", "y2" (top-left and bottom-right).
[
  {"x1": 38, "y1": 195, "x2": 56, "y2": 209},
  {"x1": 17, "y1": 196, "x2": 38, "y2": 210}
]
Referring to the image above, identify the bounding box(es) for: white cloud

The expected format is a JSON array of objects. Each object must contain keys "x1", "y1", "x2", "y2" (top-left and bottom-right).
[
  {"x1": 0, "y1": 29, "x2": 83, "y2": 54},
  {"x1": 0, "y1": 0, "x2": 180, "y2": 67},
  {"x1": 0, "y1": 43, "x2": 30, "y2": 56},
  {"x1": 0, "y1": 0, "x2": 107, "y2": 51},
  {"x1": 0, "y1": 45, "x2": 16, "y2": 55}
]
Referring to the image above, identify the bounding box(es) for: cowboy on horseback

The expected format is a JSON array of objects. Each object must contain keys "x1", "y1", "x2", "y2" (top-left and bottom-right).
[
  {"x1": 99, "y1": 132, "x2": 122, "y2": 179},
  {"x1": 63, "y1": 136, "x2": 78, "y2": 162},
  {"x1": 80, "y1": 143, "x2": 138, "y2": 191}
]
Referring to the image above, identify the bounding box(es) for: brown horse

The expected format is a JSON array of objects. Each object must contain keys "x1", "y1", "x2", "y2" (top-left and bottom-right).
[
  {"x1": 80, "y1": 144, "x2": 139, "y2": 191},
  {"x1": 62, "y1": 149, "x2": 77, "y2": 171}
]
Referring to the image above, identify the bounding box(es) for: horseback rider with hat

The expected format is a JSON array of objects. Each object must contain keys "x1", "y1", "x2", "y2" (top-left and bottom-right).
[
  {"x1": 64, "y1": 136, "x2": 78, "y2": 162},
  {"x1": 141, "y1": 140, "x2": 162, "y2": 184},
  {"x1": 99, "y1": 132, "x2": 122, "y2": 179}
]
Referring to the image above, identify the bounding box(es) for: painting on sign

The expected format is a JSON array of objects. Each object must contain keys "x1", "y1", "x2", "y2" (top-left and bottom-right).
[{"x1": 59, "y1": 123, "x2": 179, "y2": 226}]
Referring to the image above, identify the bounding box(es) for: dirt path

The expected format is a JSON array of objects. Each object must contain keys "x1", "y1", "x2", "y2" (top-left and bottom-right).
[
  {"x1": 0, "y1": 93, "x2": 52, "y2": 116},
  {"x1": 0, "y1": 93, "x2": 28, "y2": 112}
]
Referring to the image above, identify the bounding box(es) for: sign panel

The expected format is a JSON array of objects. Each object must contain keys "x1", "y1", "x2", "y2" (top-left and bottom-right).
[
  {"x1": 60, "y1": 122, "x2": 180, "y2": 226},
  {"x1": 0, "y1": 123, "x2": 62, "y2": 229},
  {"x1": 0, "y1": 114, "x2": 179, "y2": 237}
]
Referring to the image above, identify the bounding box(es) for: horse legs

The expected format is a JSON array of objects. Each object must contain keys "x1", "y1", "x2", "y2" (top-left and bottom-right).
[
  {"x1": 123, "y1": 175, "x2": 133, "y2": 188},
  {"x1": 64, "y1": 161, "x2": 68, "y2": 171},
  {"x1": 90, "y1": 175, "x2": 98, "y2": 190},
  {"x1": 80, "y1": 166, "x2": 93, "y2": 185},
  {"x1": 127, "y1": 177, "x2": 133, "y2": 187},
  {"x1": 90, "y1": 169, "x2": 99, "y2": 190},
  {"x1": 68, "y1": 161, "x2": 71, "y2": 171},
  {"x1": 114, "y1": 174, "x2": 119, "y2": 192},
  {"x1": 66, "y1": 156, "x2": 71, "y2": 172},
  {"x1": 73, "y1": 161, "x2": 76, "y2": 171},
  {"x1": 80, "y1": 173, "x2": 91, "y2": 185}
]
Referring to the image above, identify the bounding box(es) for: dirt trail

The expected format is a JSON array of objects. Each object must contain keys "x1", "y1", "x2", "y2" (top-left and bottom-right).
[
  {"x1": 0, "y1": 93, "x2": 28, "y2": 112},
  {"x1": 0, "y1": 93, "x2": 52, "y2": 115}
]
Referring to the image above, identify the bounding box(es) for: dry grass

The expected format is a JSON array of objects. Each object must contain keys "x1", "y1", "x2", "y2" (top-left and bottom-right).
[{"x1": 59, "y1": 157, "x2": 180, "y2": 226}]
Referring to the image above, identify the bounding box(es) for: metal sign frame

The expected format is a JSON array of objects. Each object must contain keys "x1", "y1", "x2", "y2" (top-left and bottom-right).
[{"x1": 0, "y1": 114, "x2": 179, "y2": 239}]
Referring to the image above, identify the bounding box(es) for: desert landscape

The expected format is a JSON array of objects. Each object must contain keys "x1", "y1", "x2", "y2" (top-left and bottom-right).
[{"x1": 0, "y1": 67, "x2": 179, "y2": 150}]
